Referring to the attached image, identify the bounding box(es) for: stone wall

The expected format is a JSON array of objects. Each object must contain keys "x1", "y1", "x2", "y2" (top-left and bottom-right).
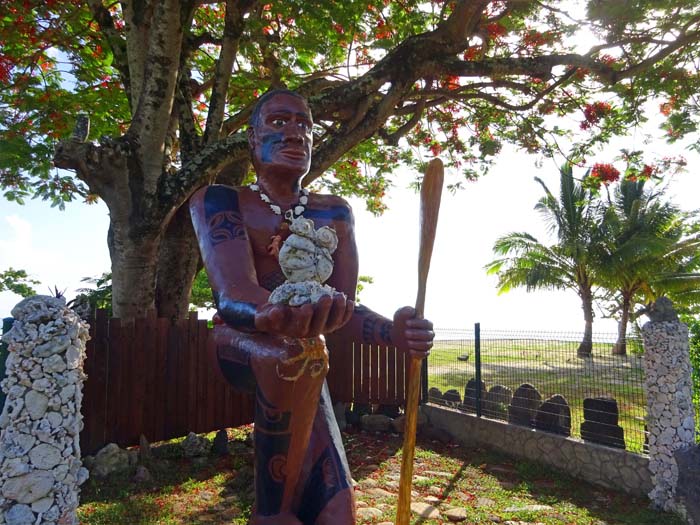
[
  {"x1": 641, "y1": 304, "x2": 696, "y2": 514},
  {"x1": 424, "y1": 404, "x2": 652, "y2": 497},
  {"x1": 0, "y1": 296, "x2": 90, "y2": 525}
]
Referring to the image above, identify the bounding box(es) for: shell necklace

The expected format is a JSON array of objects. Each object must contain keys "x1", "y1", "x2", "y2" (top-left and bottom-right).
[
  {"x1": 249, "y1": 183, "x2": 309, "y2": 222},
  {"x1": 249, "y1": 183, "x2": 310, "y2": 257}
]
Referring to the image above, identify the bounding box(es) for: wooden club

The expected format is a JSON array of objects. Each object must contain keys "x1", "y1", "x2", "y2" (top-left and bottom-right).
[{"x1": 395, "y1": 158, "x2": 444, "y2": 525}]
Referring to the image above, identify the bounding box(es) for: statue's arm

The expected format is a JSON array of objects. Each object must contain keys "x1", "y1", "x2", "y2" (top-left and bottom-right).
[
  {"x1": 339, "y1": 300, "x2": 434, "y2": 358},
  {"x1": 324, "y1": 196, "x2": 433, "y2": 357},
  {"x1": 190, "y1": 185, "x2": 271, "y2": 330}
]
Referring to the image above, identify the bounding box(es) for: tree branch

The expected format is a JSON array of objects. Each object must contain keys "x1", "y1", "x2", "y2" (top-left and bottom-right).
[
  {"x1": 435, "y1": 0, "x2": 490, "y2": 45},
  {"x1": 87, "y1": 0, "x2": 132, "y2": 109},
  {"x1": 381, "y1": 98, "x2": 426, "y2": 146},
  {"x1": 159, "y1": 132, "x2": 249, "y2": 215},
  {"x1": 176, "y1": 66, "x2": 201, "y2": 163},
  {"x1": 618, "y1": 29, "x2": 700, "y2": 81},
  {"x1": 441, "y1": 54, "x2": 618, "y2": 83},
  {"x1": 127, "y1": 0, "x2": 186, "y2": 187},
  {"x1": 122, "y1": 0, "x2": 153, "y2": 111},
  {"x1": 203, "y1": 0, "x2": 255, "y2": 145}
]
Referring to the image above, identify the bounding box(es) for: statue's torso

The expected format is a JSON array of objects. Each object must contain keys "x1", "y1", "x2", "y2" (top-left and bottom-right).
[{"x1": 235, "y1": 187, "x2": 352, "y2": 292}]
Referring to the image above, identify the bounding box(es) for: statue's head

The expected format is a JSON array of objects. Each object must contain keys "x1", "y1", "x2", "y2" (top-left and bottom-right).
[{"x1": 248, "y1": 89, "x2": 313, "y2": 181}]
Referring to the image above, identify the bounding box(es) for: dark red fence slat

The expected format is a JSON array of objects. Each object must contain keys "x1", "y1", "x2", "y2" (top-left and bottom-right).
[
  {"x1": 142, "y1": 313, "x2": 158, "y2": 442},
  {"x1": 154, "y1": 317, "x2": 169, "y2": 442},
  {"x1": 196, "y1": 319, "x2": 209, "y2": 433},
  {"x1": 361, "y1": 342, "x2": 370, "y2": 403},
  {"x1": 352, "y1": 342, "x2": 363, "y2": 404},
  {"x1": 81, "y1": 310, "x2": 108, "y2": 454},
  {"x1": 369, "y1": 344, "x2": 378, "y2": 403},
  {"x1": 378, "y1": 345, "x2": 389, "y2": 405},
  {"x1": 206, "y1": 329, "x2": 223, "y2": 431},
  {"x1": 327, "y1": 335, "x2": 352, "y2": 403},
  {"x1": 397, "y1": 346, "x2": 406, "y2": 405},
  {"x1": 164, "y1": 318, "x2": 180, "y2": 439},
  {"x1": 387, "y1": 345, "x2": 396, "y2": 404}
]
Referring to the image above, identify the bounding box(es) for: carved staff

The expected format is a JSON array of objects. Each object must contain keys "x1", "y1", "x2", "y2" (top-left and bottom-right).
[{"x1": 396, "y1": 158, "x2": 444, "y2": 525}]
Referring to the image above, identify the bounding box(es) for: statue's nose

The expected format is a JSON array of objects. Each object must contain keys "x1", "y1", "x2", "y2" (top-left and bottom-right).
[{"x1": 283, "y1": 130, "x2": 304, "y2": 144}]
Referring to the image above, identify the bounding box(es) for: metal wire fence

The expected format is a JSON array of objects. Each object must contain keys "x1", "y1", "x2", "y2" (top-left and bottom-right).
[{"x1": 427, "y1": 326, "x2": 653, "y2": 454}]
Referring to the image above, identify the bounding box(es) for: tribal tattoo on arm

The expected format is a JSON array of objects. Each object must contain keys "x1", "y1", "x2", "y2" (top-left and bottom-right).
[
  {"x1": 354, "y1": 304, "x2": 393, "y2": 345},
  {"x1": 208, "y1": 210, "x2": 248, "y2": 245},
  {"x1": 203, "y1": 185, "x2": 248, "y2": 246}
]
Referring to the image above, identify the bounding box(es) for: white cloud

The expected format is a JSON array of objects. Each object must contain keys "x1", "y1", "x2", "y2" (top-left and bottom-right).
[{"x1": 0, "y1": 215, "x2": 33, "y2": 264}]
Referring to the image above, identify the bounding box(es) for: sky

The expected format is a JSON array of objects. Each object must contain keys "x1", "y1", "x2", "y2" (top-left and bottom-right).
[{"x1": 1, "y1": 135, "x2": 697, "y2": 335}]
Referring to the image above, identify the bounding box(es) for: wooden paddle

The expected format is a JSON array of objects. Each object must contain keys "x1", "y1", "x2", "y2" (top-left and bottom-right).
[{"x1": 395, "y1": 158, "x2": 444, "y2": 525}]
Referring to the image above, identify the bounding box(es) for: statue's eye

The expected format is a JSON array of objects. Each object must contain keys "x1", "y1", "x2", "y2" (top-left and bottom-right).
[{"x1": 271, "y1": 118, "x2": 286, "y2": 127}]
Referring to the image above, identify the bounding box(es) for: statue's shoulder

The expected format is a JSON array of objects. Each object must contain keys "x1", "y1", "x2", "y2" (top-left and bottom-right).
[
  {"x1": 190, "y1": 184, "x2": 245, "y2": 214},
  {"x1": 308, "y1": 192, "x2": 354, "y2": 224},
  {"x1": 192, "y1": 183, "x2": 242, "y2": 199}
]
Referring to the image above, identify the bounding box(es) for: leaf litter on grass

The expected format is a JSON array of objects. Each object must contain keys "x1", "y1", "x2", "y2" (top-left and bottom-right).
[{"x1": 78, "y1": 425, "x2": 683, "y2": 525}]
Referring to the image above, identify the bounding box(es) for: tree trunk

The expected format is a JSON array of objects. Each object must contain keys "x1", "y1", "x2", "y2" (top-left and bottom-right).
[
  {"x1": 109, "y1": 232, "x2": 160, "y2": 320},
  {"x1": 577, "y1": 288, "x2": 594, "y2": 358},
  {"x1": 155, "y1": 204, "x2": 201, "y2": 320},
  {"x1": 612, "y1": 294, "x2": 630, "y2": 355}
]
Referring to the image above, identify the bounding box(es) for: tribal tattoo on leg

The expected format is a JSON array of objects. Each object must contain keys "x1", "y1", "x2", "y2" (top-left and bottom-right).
[{"x1": 254, "y1": 388, "x2": 292, "y2": 516}]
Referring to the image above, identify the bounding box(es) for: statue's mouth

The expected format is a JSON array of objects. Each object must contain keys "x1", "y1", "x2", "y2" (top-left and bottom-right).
[{"x1": 279, "y1": 147, "x2": 307, "y2": 159}]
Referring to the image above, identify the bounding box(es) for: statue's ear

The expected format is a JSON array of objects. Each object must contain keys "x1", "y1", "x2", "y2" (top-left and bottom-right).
[{"x1": 247, "y1": 127, "x2": 255, "y2": 150}]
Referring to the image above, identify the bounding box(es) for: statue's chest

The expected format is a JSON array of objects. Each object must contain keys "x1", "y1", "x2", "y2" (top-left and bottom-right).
[{"x1": 245, "y1": 211, "x2": 335, "y2": 262}]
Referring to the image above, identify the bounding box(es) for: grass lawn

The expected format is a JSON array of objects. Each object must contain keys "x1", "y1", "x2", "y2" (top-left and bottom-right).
[
  {"x1": 428, "y1": 337, "x2": 648, "y2": 452},
  {"x1": 77, "y1": 425, "x2": 681, "y2": 524}
]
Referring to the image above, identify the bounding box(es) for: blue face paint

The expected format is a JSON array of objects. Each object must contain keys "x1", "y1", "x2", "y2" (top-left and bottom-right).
[{"x1": 259, "y1": 132, "x2": 284, "y2": 164}]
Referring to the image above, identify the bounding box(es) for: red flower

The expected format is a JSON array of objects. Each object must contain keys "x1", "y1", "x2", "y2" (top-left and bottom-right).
[
  {"x1": 581, "y1": 102, "x2": 612, "y2": 129},
  {"x1": 590, "y1": 163, "x2": 620, "y2": 184},
  {"x1": 441, "y1": 75, "x2": 460, "y2": 90},
  {"x1": 429, "y1": 143, "x2": 442, "y2": 156},
  {"x1": 486, "y1": 22, "x2": 507, "y2": 40},
  {"x1": 463, "y1": 47, "x2": 480, "y2": 60},
  {"x1": 659, "y1": 100, "x2": 675, "y2": 116},
  {"x1": 599, "y1": 54, "x2": 617, "y2": 66},
  {"x1": 640, "y1": 164, "x2": 655, "y2": 179}
]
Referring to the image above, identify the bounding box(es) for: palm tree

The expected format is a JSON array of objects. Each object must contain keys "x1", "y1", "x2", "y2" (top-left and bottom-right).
[
  {"x1": 485, "y1": 164, "x2": 600, "y2": 357},
  {"x1": 597, "y1": 180, "x2": 700, "y2": 354}
]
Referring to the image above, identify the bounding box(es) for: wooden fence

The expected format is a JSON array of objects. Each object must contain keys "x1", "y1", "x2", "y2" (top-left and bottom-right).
[{"x1": 80, "y1": 310, "x2": 407, "y2": 454}]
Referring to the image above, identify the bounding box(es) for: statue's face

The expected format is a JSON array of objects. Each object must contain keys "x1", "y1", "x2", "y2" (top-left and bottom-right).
[{"x1": 249, "y1": 93, "x2": 313, "y2": 181}]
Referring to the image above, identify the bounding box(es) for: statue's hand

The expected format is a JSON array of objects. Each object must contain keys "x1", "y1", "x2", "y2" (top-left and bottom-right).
[
  {"x1": 255, "y1": 293, "x2": 354, "y2": 338},
  {"x1": 391, "y1": 306, "x2": 434, "y2": 359}
]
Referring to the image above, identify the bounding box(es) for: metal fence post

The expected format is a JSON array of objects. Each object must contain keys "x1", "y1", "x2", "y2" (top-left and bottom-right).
[{"x1": 475, "y1": 322, "x2": 482, "y2": 417}]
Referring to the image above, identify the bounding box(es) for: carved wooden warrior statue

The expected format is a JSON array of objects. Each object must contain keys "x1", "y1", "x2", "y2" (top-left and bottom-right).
[{"x1": 190, "y1": 89, "x2": 434, "y2": 524}]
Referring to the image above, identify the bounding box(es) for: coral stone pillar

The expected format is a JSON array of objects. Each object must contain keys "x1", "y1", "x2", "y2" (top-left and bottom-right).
[
  {"x1": 0, "y1": 296, "x2": 90, "y2": 525},
  {"x1": 641, "y1": 297, "x2": 696, "y2": 513}
]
